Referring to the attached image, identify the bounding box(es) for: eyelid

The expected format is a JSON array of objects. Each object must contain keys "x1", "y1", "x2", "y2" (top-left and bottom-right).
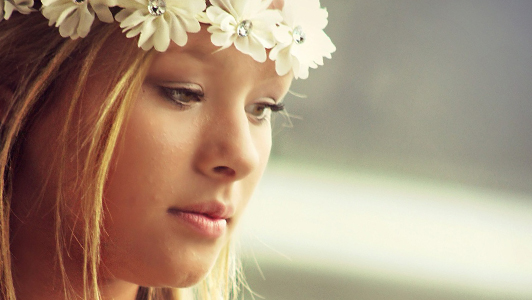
[
  {"x1": 256, "y1": 94, "x2": 285, "y2": 108},
  {"x1": 255, "y1": 96, "x2": 282, "y2": 105},
  {"x1": 269, "y1": 102, "x2": 285, "y2": 112},
  {"x1": 245, "y1": 100, "x2": 286, "y2": 125},
  {"x1": 158, "y1": 82, "x2": 204, "y2": 109},
  {"x1": 258, "y1": 97, "x2": 285, "y2": 111},
  {"x1": 160, "y1": 82, "x2": 204, "y2": 96}
]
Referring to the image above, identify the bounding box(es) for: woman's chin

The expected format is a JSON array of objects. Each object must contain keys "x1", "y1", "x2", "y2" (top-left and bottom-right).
[
  {"x1": 103, "y1": 252, "x2": 219, "y2": 289},
  {"x1": 158, "y1": 264, "x2": 213, "y2": 288}
]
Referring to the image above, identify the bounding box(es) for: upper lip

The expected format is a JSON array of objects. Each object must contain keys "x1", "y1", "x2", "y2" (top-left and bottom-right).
[{"x1": 169, "y1": 201, "x2": 235, "y2": 220}]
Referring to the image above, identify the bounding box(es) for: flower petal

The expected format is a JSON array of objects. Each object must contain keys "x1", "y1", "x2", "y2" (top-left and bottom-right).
[
  {"x1": 91, "y1": 3, "x2": 114, "y2": 23},
  {"x1": 137, "y1": 16, "x2": 156, "y2": 47},
  {"x1": 116, "y1": 9, "x2": 144, "y2": 28},
  {"x1": 153, "y1": 16, "x2": 170, "y2": 51},
  {"x1": 272, "y1": 47, "x2": 293, "y2": 76},
  {"x1": 54, "y1": 4, "x2": 78, "y2": 27},
  {"x1": 269, "y1": 0, "x2": 336, "y2": 79},
  {"x1": 116, "y1": 0, "x2": 204, "y2": 51},
  {"x1": 234, "y1": 35, "x2": 266, "y2": 62},
  {"x1": 77, "y1": 4, "x2": 95, "y2": 37},
  {"x1": 210, "y1": 30, "x2": 234, "y2": 48},
  {"x1": 2, "y1": 0, "x2": 33, "y2": 20},
  {"x1": 204, "y1": 0, "x2": 281, "y2": 62}
]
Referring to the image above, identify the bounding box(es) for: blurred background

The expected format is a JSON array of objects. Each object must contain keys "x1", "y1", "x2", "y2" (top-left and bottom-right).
[{"x1": 237, "y1": 1, "x2": 532, "y2": 300}]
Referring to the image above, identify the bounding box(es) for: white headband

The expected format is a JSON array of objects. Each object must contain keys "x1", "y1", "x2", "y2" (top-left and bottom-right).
[{"x1": 1, "y1": 0, "x2": 335, "y2": 79}]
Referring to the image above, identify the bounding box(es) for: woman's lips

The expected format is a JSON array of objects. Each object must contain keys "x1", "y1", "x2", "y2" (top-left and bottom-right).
[{"x1": 168, "y1": 209, "x2": 227, "y2": 238}]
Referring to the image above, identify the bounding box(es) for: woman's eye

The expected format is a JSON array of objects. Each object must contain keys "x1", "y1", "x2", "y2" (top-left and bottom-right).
[
  {"x1": 245, "y1": 102, "x2": 285, "y2": 122},
  {"x1": 161, "y1": 87, "x2": 203, "y2": 107},
  {"x1": 246, "y1": 104, "x2": 269, "y2": 119}
]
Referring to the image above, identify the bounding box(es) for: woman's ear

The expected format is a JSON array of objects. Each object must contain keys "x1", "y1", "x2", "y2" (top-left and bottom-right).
[{"x1": 0, "y1": 84, "x2": 14, "y2": 123}]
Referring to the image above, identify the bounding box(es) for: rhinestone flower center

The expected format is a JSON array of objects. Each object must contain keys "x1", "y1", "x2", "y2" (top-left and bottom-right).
[
  {"x1": 148, "y1": 0, "x2": 166, "y2": 16},
  {"x1": 72, "y1": 0, "x2": 86, "y2": 5},
  {"x1": 292, "y1": 26, "x2": 306, "y2": 45},
  {"x1": 237, "y1": 20, "x2": 253, "y2": 37}
]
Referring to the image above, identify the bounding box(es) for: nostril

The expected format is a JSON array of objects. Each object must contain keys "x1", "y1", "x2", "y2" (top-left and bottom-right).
[{"x1": 213, "y1": 166, "x2": 236, "y2": 177}]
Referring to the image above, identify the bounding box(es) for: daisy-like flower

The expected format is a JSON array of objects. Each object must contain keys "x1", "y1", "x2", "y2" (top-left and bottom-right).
[
  {"x1": 200, "y1": 0, "x2": 282, "y2": 63},
  {"x1": 115, "y1": 0, "x2": 205, "y2": 52},
  {"x1": 41, "y1": 0, "x2": 116, "y2": 39},
  {"x1": 269, "y1": 0, "x2": 336, "y2": 79},
  {"x1": 1, "y1": 0, "x2": 34, "y2": 21}
]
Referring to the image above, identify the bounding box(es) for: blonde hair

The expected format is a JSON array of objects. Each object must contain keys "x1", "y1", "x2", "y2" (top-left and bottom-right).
[{"x1": 0, "y1": 12, "x2": 243, "y2": 300}]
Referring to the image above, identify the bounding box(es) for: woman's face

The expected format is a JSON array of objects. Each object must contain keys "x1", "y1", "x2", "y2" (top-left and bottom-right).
[
  {"x1": 101, "y1": 28, "x2": 292, "y2": 287},
  {"x1": 13, "y1": 26, "x2": 292, "y2": 289}
]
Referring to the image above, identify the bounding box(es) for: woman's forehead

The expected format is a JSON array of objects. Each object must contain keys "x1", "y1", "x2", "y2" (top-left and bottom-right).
[{"x1": 162, "y1": 27, "x2": 283, "y2": 81}]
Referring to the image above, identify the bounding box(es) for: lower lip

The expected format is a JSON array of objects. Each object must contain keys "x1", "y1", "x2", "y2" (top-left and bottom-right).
[{"x1": 169, "y1": 210, "x2": 227, "y2": 238}]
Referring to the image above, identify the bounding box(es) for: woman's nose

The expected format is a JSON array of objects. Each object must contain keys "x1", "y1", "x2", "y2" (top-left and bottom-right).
[{"x1": 194, "y1": 107, "x2": 261, "y2": 181}]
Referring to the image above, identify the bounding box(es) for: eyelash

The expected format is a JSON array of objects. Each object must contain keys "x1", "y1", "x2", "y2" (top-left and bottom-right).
[
  {"x1": 160, "y1": 86, "x2": 285, "y2": 123},
  {"x1": 269, "y1": 103, "x2": 285, "y2": 113},
  {"x1": 248, "y1": 102, "x2": 285, "y2": 124}
]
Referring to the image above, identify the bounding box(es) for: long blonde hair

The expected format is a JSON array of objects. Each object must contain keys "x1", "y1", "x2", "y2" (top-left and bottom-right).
[{"x1": 0, "y1": 12, "x2": 242, "y2": 300}]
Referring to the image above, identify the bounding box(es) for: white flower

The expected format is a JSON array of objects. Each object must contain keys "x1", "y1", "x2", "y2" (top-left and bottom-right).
[
  {"x1": 201, "y1": 0, "x2": 282, "y2": 63},
  {"x1": 269, "y1": 0, "x2": 336, "y2": 79},
  {"x1": 115, "y1": 0, "x2": 205, "y2": 52},
  {"x1": 1, "y1": 0, "x2": 34, "y2": 20},
  {"x1": 41, "y1": 0, "x2": 116, "y2": 39}
]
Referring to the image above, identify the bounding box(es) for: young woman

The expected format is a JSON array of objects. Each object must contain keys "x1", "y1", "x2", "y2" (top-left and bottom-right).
[{"x1": 0, "y1": 0, "x2": 335, "y2": 299}]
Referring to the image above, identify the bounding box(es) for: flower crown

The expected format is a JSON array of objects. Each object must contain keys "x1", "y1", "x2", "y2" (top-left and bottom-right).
[{"x1": 1, "y1": 0, "x2": 335, "y2": 79}]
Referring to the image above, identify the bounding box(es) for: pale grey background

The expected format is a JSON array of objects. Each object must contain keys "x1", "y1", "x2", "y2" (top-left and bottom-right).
[
  {"x1": 273, "y1": 0, "x2": 532, "y2": 194},
  {"x1": 240, "y1": 1, "x2": 532, "y2": 300}
]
